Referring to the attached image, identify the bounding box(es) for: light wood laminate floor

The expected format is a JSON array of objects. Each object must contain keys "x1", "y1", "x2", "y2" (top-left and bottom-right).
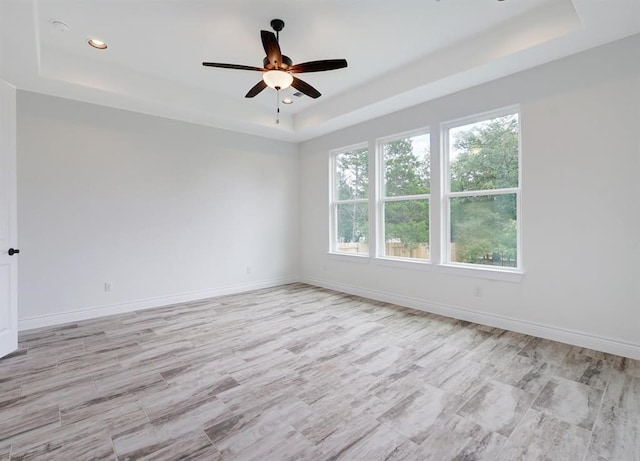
[{"x1": 1, "y1": 283, "x2": 638, "y2": 460}]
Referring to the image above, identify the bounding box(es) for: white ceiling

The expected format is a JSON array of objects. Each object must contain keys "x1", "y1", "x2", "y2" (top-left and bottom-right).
[{"x1": 1, "y1": 0, "x2": 639, "y2": 142}]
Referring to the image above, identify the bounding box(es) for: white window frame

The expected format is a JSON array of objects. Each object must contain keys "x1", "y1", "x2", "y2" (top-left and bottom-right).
[
  {"x1": 376, "y1": 128, "x2": 431, "y2": 265},
  {"x1": 329, "y1": 143, "x2": 370, "y2": 256},
  {"x1": 441, "y1": 106, "x2": 523, "y2": 280}
]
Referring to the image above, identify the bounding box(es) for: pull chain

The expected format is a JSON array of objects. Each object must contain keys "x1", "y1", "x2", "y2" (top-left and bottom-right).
[{"x1": 275, "y1": 88, "x2": 280, "y2": 124}]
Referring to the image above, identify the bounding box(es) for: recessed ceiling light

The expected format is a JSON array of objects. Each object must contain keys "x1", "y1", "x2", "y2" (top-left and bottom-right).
[
  {"x1": 88, "y1": 39, "x2": 107, "y2": 50},
  {"x1": 282, "y1": 98, "x2": 293, "y2": 105}
]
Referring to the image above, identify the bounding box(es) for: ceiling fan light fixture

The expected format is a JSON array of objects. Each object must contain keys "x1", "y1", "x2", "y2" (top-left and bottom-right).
[
  {"x1": 202, "y1": 19, "x2": 346, "y2": 100},
  {"x1": 263, "y1": 70, "x2": 293, "y2": 90}
]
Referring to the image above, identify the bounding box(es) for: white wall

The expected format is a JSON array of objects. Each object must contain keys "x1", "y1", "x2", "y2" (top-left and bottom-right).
[
  {"x1": 17, "y1": 92, "x2": 299, "y2": 327},
  {"x1": 299, "y1": 35, "x2": 640, "y2": 357}
]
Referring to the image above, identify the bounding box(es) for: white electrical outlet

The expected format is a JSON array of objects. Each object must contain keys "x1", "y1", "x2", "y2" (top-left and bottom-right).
[
  {"x1": 246, "y1": 266, "x2": 252, "y2": 274},
  {"x1": 104, "y1": 282, "x2": 112, "y2": 292},
  {"x1": 474, "y1": 286, "x2": 482, "y2": 297}
]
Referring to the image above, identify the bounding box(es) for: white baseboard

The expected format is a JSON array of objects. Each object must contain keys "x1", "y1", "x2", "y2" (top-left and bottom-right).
[
  {"x1": 302, "y1": 276, "x2": 640, "y2": 360},
  {"x1": 18, "y1": 276, "x2": 299, "y2": 331}
]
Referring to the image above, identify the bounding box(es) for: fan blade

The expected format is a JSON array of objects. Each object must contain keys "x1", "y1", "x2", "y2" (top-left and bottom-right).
[
  {"x1": 291, "y1": 77, "x2": 321, "y2": 99},
  {"x1": 202, "y1": 62, "x2": 265, "y2": 72},
  {"x1": 245, "y1": 80, "x2": 268, "y2": 98},
  {"x1": 261, "y1": 30, "x2": 283, "y2": 68},
  {"x1": 289, "y1": 59, "x2": 348, "y2": 74}
]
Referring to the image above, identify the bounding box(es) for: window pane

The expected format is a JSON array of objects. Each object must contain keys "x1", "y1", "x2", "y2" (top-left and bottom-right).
[
  {"x1": 449, "y1": 114, "x2": 519, "y2": 192},
  {"x1": 450, "y1": 194, "x2": 517, "y2": 267},
  {"x1": 384, "y1": 199, "x2": 429, "y2": 260},
  {"x1": 383, "y1": 133, "x2": 430, "y2": 197},
  {"x1": 335, "y1": 148, "x2": 369, "y2": 200},
  {"x1": 336, "y1": 202, "x2": 369, "y2": 254}
]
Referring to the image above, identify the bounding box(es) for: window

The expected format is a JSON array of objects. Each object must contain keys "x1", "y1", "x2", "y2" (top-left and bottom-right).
[
  {"x1": 444, "y1": 110, "x2": 520, "y2": 269},
  {"x1": 330, "y1": 145, "x2": 369, "y2": 255},
  {"x1": 328, "y1": 106, "x2": 522, "y2": 279},
  {"x1": 378, "y1": 131, "x2": 430, "y2": 261}
]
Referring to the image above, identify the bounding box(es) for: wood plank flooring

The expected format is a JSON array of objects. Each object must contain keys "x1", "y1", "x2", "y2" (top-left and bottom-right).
[{"x1": 0, "y1": 283, "x2": 638, "y2": 460}]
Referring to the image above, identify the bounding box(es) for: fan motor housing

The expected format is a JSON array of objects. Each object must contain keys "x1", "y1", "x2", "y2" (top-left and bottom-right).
[{"x1": 264, "y1": 55, "x2": 292, "y2": 70}]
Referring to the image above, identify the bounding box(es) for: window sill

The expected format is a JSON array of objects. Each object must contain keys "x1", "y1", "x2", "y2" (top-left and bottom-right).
[
  {"x1": 375, "y1": 257, "x2": 432, "y2": 271},
  {"x1": 438, "y1": 264, "x2": 524, "y2": 282},
  {"x1": 328, "y1": 252, "x2": 371, "y2": 264}
]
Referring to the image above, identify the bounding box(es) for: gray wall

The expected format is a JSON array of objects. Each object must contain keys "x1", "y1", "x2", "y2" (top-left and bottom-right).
[
  {"x1": 298, "y1": 35, "x2": 640, "y2": 356},
  {"x1": 17, "y1": 92, "x2": 299, "y2": 325}
]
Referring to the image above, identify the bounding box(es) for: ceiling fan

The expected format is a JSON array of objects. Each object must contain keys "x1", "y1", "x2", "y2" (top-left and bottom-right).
[{"x1": 202, "y1": 19, "x2": 348, "y2": 99}]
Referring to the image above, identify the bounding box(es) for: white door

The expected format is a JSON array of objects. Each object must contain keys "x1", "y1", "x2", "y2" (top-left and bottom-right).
[{"x1": 0, "y1": 80, "x2": 18, "y2": 358}]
